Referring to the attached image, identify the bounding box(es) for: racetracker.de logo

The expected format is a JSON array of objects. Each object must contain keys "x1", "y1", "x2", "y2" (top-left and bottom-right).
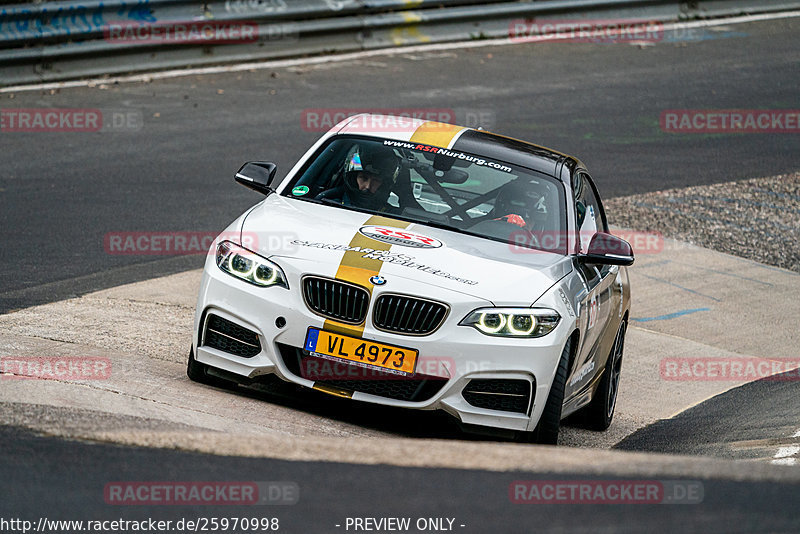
[
  {"x1": 508, "y1": 230, "x2": 662, "y2": 254},
  {"x1": 509, "y1": 18, "x2": 663, "y2": 43},
  {"x1": 104, "y1": 481, "x2": 299, "y2": 505},
  {"x1": 301, "y1": 109, "x2": 456, "y2": 132},
  {"x1": 104, "y1": 231, "x2": 273, "y2": 255},
  {"x1": 1, "y1": 357, "x2": 111, "y2": 380},
  {"x1": 0, "y1": 108, "x2": 143, "y2": 133},
  {"x1": 300, "y1": 356, "x2": 460, "y2": 381},
  {"x1": 609, "y1": 230, "x2": 663, "y2": 254},
  {"x1": 103, "y1": 21, "x2": 259, "y2": 44},
  {"x1": 660, "y1": 357, "x2": 800, "y2": 381},
  {"x1": 660, "y1": 110, "x2": 800, "y2": 134},
  {"x1": 509, "y1": 480, "x2": 703, "y2": 504}
]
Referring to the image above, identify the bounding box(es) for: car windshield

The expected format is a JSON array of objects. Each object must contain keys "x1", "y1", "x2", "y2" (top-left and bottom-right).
[{"x1": 282, "y1": 136, "x2": 567, "y2": 254}]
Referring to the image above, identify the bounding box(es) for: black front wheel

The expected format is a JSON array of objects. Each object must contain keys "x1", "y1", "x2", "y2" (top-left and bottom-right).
[
  {"x1": 582, "y1": 320, "x2": 627, "y2": 431},
  {"x1": 520, "y1": 336, "x2": 573, "y2": 445},
  {"x1": 187, "y1": 348, "x2": 235, "y2": 389}
]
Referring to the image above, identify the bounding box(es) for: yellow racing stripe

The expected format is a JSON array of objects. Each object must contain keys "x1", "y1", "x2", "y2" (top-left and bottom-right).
[
  {"x1": 409, "y1": 121, "x2": 466, "y2": 149},
  {"x1": 322, "y1": 215, "x2": 410, "y2": 337}
]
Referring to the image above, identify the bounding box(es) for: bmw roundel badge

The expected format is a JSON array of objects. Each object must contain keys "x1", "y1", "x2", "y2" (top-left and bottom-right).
[{"x1": 369, "y1": 275, "x2": 387, "y2": 286}]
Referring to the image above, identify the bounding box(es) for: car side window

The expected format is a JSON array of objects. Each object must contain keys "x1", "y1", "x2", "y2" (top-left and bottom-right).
[{"x1": 573, "y1": 172, "x2": 607, "y2": 254}]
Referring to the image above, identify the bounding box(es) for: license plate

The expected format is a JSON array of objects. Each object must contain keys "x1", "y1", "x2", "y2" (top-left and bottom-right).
[{"x1": 303, "y1": 328, "x2": 418, "y2": 375}]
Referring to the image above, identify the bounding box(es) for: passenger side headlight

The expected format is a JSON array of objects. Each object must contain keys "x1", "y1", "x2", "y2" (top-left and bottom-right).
[
  {"x1": 459, "y1": 308, "x2": 560, "y2": 337},
  {"x1": 216, "y1": 241, "x2": 288, "y2": 288}
]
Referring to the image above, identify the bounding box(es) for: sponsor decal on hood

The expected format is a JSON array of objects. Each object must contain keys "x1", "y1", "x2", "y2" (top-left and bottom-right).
[
  {"x1": 291, "y1": 239, "x2": 477, "y2": 286},
  {"x1": 358, "y1": 225, "x2": 443, "y2": 249}
]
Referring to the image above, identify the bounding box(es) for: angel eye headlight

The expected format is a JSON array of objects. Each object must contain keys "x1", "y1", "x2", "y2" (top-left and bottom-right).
[
  {"x1": 253, "y1": 263, "x2": 278, "y2": 285},
  {"x1": 478, "y1": 313, "x2": 506, "y2": 334},
  {"x1": 215, "y1": 241, "x2": 288, "y2": 288},
  {"x1": 509, "y1": 314, "x2": 535, "y2": 335},
  {"x1": 460, "y1": 308, "x2": 560, "y2": 338},
  {"x1": 229, "y1": 253, "x2": 254, "y2": 276}
]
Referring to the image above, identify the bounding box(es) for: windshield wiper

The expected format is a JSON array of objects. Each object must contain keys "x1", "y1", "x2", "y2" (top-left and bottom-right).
[
  {"x1": 317, "y1": 197, "x2": 399, "y2": 219},
  {"x1": 408, "y1": 217, "x2": 482, "y2": 239},
  {"x1": 296, "y1": 195, "x2": 482, "y2": 238}
]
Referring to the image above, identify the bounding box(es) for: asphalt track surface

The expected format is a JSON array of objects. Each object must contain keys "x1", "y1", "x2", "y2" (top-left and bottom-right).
[
  {"x1": 1, "y1": 16, "x2": 799, "y2": 312},
  {"x1": 616, "y1": 370, "x2": 800, "y2": 460},
  {"x1": 1, "y1": 425, "x2": 799, "y2": 534}
]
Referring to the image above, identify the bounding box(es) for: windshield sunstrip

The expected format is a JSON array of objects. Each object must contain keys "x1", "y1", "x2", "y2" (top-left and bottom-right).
[{"x1": 382, "y1": 140, "x2": 513, "y2": 173}]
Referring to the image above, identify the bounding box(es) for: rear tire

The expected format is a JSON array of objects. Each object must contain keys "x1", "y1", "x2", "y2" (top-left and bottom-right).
[
  {"x1": 529, "y1": 336, "x2": 573, "y2": 445},
  {"x1": 583, "y1": 320, "x2": 626, "y2": 431},
  {"x1": 187, "y1": 348, "x2": 234, "y2": 388}
]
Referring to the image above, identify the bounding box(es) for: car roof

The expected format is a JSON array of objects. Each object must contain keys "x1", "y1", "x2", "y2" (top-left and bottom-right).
[{"x1": 333, "y1": 113, "x2": 577, "y2": 178}]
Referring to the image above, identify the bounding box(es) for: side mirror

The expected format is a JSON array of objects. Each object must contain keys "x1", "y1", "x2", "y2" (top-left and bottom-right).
[
  {"x1": 579, "y1": 232, "x2": 634, "y2": 266},
  {"x1": 235, "y1": 161, "x2": 278, "y2": 195}
]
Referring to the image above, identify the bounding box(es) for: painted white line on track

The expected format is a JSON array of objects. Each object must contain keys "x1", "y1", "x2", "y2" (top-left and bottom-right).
[
  {"x1": 774, "y1": 445, "x2": 800, "y2": 459},
  {"x1": 2, "y1": 10, "x2": 800, "y2": 94},
  {"x1": 771, "y1": 431, "x2": 800, "y2": 465}
]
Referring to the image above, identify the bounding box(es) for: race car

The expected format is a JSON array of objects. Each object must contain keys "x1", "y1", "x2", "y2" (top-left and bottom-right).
[{"x1": 188, "y1": 113, "x2": 633, "y2": 444}]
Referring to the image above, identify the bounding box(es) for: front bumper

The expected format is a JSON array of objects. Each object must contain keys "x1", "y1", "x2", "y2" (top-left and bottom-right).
[{"x1": 192, "y1": 256, "x2": 571, "y2": 433}]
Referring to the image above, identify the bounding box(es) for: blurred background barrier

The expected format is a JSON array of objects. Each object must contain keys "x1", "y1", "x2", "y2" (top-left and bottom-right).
[{"x1": 1, "y1": 0, "x2": 798, "y2": 85}]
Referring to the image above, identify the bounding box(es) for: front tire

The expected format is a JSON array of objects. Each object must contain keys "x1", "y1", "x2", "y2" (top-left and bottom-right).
[
  {"x1": 583, "y1": 320, "x2": 626, "y2": 430},
  {"x1": 527, "y1": 336, "x2": 573, "y2": 445},
  {"x1": 187, "y1": 348, "x2": 234, "y2": 388}
]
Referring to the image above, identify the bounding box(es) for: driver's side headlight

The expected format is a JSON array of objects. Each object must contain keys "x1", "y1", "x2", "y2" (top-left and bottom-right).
[
  {"x1": 216, "y1": 241, "x2": 288, "y2": 288},
  {"x1": 459, "y1": 308, "x2": 560, "y2": 338}
]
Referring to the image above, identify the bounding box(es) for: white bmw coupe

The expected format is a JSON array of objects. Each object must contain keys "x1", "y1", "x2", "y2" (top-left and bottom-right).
[{"x1": 188, "y1": 114, "x2": 633, "y2": 444}]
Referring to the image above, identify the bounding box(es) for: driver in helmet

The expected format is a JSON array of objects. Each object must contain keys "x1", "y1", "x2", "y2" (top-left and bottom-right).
[
  {"x1": 489, "y1": 180, "x2": 552, "y2": 250},
  {"x1": 317, "y1": 144, "x2": 401, "y2": 213},
  {"x1": 492, "y1": 180, "x2": 548, "y2": 232}
]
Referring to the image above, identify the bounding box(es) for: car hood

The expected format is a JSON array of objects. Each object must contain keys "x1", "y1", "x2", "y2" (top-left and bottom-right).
[{"x1": 240, "y1": 195, "x2": 572, "y2": 305}]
